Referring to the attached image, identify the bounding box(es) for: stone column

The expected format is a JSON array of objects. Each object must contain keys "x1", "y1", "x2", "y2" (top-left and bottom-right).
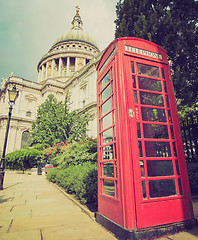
[
  {"x1": 66, "y1": 57, "x2": 70, "y2": 76},
  {"x1": 58, "y1": 58, "x2": 62, "y2": 76},
  {"x1": 41, "y1": 65, "x2": 44, "y2": 81},
  {"x1": 51, "y1": 59, "x2": 55, "y2": 78}
]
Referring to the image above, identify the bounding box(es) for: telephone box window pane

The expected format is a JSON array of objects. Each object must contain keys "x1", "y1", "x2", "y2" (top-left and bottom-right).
[
  {"x1": 140, "y1": 161, "x2": 145, "y2": 177},
  {"x1": 103, "y1": 179, "x2": 115, "y2": 197},
  {"x1": 173, "y1": 142, "x2": 177, "y2": 157},
  {"x1": 145, "y1": 141, "x2": 171, "y2": 157},
  {"x1": 170, "y1": 126, "x2": 175, "y2": 139},
  {"x1": 168, "y1": 110, "x2": 172, "y2": 123},
  {"x1": 166, "y1": 95, "x2": 170, "y2": 108},
  {"x1": 139, "y1": 141, "x2": 143, "y2": 157},
  {"x1": 115, "y1": 181, "x2": 118, "y2": 198},
  {"x1": 103, "y1": 144, "x2": 114, "y2": 160},
  {"x1": 102, "y1": 113, "x2": 112, "y2": 130},
  {"x1": 142, "y1": 107, "x2": 166, "y2": 122},
  {"x1": 147, "y1": 160, "x2": 174, "y2": 177},
  {"x1": 175, "y1": 160, "x2": 180, "y2": 175},
  {"x1": 137, "y1": 123, "x2": 141, "y2": 138},
  {"x1": 142, "y1": 181, "x2": 147, "y2": 199},
  {"x1": 133, "y1": 76, "x2": 136, "y2": 88},
  {"x1": 143, "y1": 124, "x2": 169, "y2": 139},
  {"x1": 103, "y1": 128, "x2": 113, "y2": 144},
  {"x1": 134, "y1": 91, "x2": 138, "y2": 104},
  {"x1": 101, "y1": 71, "x2": 111, "y2": 89},
  {"x1": 103, "y1": 162, "x2": 114, "y2": 178},
  {"x1": 149, "y1": 179, "x2": 176, "y2": 198},
  {"x1": 102, "y1": 85, "x2": 111, "y2": 102},
  {"x1": 161, "y1": 68, "x2": 165, "y2": 79},
  {"x1": 137, "y1": 63, "x2": 160, "y2": 78},
  {"x1": 138, "y1": 77, "x2": 162, "y2": 92},
  {"x1": 102, "y1": 98, "x2": 112, "y2": 115},
  {"x1": 131, "y1": 62, "x2": 135, "y2": 73},
  {"x1": 178, "y1": 178, "x2": 183, "y2": 195},
  {"x1": 163, "y1": 81, "x2": 167, "y2": 93},
  {"x1": 140, "y1": 92, "x2": 164, "y2": 107}
]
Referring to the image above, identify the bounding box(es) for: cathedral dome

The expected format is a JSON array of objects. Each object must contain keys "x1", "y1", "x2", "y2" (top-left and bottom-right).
[
  {"x1": 37, "y1": 6, "x2": 100, "y2": 83},
  {"x1": 52, "y1": 6, "x2": 99, "y2": 50},
  {"x1": 53, "y1": 29, "x2": 99, "y2": 50}
]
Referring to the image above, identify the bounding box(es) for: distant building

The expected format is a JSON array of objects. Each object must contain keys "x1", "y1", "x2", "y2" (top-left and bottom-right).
[{"x1": 0, "y1": 7, "x2": 102, "y2": 154}]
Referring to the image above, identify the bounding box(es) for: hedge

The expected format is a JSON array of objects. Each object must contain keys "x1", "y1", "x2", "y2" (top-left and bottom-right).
[
  {"x1": 46, "y1": 162, "x2": 98, "y2": 205},
  {"x1": 5, "y1": 148, "x2": 42, "y2": 171}
]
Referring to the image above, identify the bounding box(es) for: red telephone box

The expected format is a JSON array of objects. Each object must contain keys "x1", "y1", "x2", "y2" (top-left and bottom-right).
[{"x1": 96, "y1": 37, "x2": 196, "y2": 239}]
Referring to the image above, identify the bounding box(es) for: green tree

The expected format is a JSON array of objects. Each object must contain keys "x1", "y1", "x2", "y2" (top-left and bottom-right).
[
  {"x1": 115, "y1": 0, "x2": 198, "y2": 108},
  {"x1": 30, "y1": 94, "x2": 90, "y2": 147}
]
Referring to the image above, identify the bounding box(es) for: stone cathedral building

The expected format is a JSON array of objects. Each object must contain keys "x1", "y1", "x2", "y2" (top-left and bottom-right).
[{"x1": 0, "y1": 7, "x2": 102, "y2": 154}]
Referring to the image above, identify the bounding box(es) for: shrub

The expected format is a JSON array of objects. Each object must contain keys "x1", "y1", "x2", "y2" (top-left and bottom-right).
[
  {"x1": 5, "y1": 148, "x2": 42, "y2": 171},
  {"x1": 47, "y1": 162, "x2": 98, "y2": 205},
  {"x1": 51, "y1": 139, "x2": 97, "y2": 168}
]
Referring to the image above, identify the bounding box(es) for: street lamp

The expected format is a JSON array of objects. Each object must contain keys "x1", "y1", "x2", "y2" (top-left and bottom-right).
[{"x1": 0, "y1": 85, "x2": 19, "y2": 190}]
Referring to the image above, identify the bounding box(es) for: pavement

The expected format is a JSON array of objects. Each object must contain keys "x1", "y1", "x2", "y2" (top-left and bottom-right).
[{"x1": 0, "y1": 172, "x2": 197, "y2": 240}]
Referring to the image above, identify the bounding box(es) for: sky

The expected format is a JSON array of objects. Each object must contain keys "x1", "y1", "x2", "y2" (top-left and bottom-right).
[{"x1": 0, "y1": 0, "x2": 118, "y2": 83}]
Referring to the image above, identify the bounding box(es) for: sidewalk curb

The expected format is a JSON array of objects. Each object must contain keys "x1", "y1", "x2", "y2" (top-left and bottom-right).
[{"x1": 49, "y1": 181, "x2": 96, "y2": 222}]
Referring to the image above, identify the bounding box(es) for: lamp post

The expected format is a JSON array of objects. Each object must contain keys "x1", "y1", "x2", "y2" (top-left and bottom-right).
[{"x1": 0, "y1": 85, "x2": 19, "y2": 190}]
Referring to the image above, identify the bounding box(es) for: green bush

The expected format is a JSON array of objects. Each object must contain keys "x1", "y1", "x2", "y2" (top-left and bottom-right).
[
  {"x1": 47, "y1": 162, "x2": 98, "y2": 205},
  {"x1": 5, "y1": 148, "x2": 42, "y2": 171},
  {"x1": 51, "y1": 139, "x2": 97, "y2": 168}
]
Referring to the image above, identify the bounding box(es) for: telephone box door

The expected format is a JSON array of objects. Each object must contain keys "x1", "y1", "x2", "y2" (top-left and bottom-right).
[{"x1": 124, "y1": 56, "x2": 193, "y2": 229}]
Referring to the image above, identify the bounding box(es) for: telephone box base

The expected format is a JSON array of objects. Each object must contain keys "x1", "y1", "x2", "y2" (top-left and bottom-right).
[{"x1": 95, "y1": 212, "x2": 197, "y2": 240}]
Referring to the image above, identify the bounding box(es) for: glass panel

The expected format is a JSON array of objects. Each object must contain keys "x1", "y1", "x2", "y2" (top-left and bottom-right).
[
  {"x1": 140, "y1": 92, "x2": 164, "y2": 107},
  {"x1": 175, "y1": 160, "x2": 180, "y2": 175},
  {"x1": 178, "y1": 178, "x2": 183, "y2": 195},
  {"x1": 134, "y1": 91, "x2": 138, "y2": 104},
  {"x1": 141, "y1": 107, "x2": 166, "y2": 122},
  {"x1": 131, "y1": 62, "x2": 135, "y2": 73},
  {"x1": 149, "y1": 179, "x2": 176, "y2": 198},
  {"x1": 143, "y1": 124, "x2": 169, "y2": 139},
  {"x1": 139, "y1": 141, "x2": 143, "y2": 157},
  {"x1": 161, "y1": 68, "x2": 165, "y2": 79},
  {"x1": 137, "y1": 63, "x2": 160, "y2": 78},
  {"x1": 137, "y1": 123, "x2": 141, "y2": 138},
  {"x1": 102, "y1": 98, "x2": 112, "y2": 115},
  {"x1": 170, "y1": 125, "x2": 175, "y2": 139},
  {"x1": 133, "y1": 75, "x2": 136, "y2": 88},
  {"x1": 111, "y1": 81, "x2": 114, "y2": 93},
  {"x1": 102, "y1": 112, "x2": 112, "y2": 130},
  {"x1": 168, "y1": 110, "x2": 172, "y2": 123},
  {"x1": 113, "y1": 126, "x2": 116, "y2": 140},
  {"x1": 166, "y1": 95, "x2": 170, "y2": 108},
  {"x1": 138, "y1": 77, "x2": 162, "y2": 92},
  {"x1": 103, "y1": 162, "x2": 114, "y2": 178},
  {"x1": 103, "y1": 128, "x2": 113, "y2": 144},
  {"x1": 115, "y1": 181, "x2": 118, "y2": 198},
  {"x1": 103, "y1": 144, "x2": 114, "y2": 160},
  {"x1": 103, "y1": 179, "x2": 115, "y2": 197},
  {"x1": 147, "y1": 160, "x2": 174, "y2": 176},
  {"x1": 102, "y1": 84, "x2": 111, "y2": 102},
  {"x1": 101, "y1": 71, "x2": 110, "y2": 89},
  {"x1": 142, "y1": 181, "x2": 147, "y2": 199},
  {"x1": 163, "y1": 81, "x2": 167, "y2": 93},
  {"x1": 145, "y1": 141, "x2": 171, "y2": 157},
  {"x1": 173, "y1": 142, "x2": 177, "y2": 157},
  {"x1": 140, "y1": 161, "x2": 145, "y2": 177}
]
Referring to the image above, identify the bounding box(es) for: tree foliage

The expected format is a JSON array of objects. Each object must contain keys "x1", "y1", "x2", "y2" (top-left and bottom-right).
[
  {"x1": 30, "y1": 94, "x2": 90, "y2": 147},
  {"x1": 115, "y1": 0, "x2": 198, "y2": 108}
]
